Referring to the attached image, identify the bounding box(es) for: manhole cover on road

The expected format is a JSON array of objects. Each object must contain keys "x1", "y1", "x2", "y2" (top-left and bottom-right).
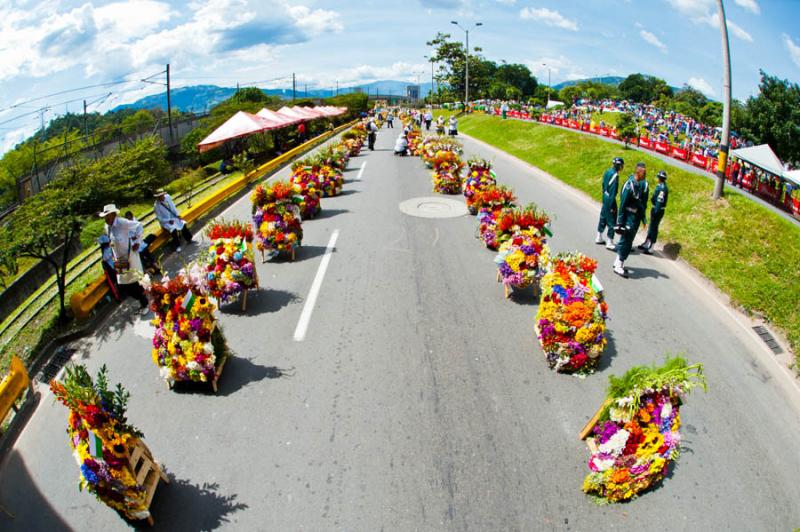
[{"x1": 399, "y1": 196, "x2": 468, "y2": 219}]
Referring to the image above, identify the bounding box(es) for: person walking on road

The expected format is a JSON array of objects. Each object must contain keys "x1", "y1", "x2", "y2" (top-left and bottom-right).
[
  {"x1": 424, "y1": 110, "x2": 433, "y2": 131},
  {"x1": 154, "y1": 189, "x2": 193, "y2": 252},
  {"x1": 613, "y1": 162, "x2": 648, "y2": 278},
  {"x1": 596, "y1": 157, "x2": 624, "y2": 250},
  {"x1": 436, "y1": 116, "x2": 445, "y2": 135},
  {"x1": 638, "y1": 170, "x2": 669, "y2": 254},
  {"x1": 386, "y1": 112, "x2": 394, "y2": 128},
  {"x1": 100, "y1": 203, "x2": 149, "y2": 312},
  {"x1": 366, "y1": 118, "x2": 378, "y2": 151},
  {"x1": 448, "y1": 116, "x2": 458, "y2": 136}
]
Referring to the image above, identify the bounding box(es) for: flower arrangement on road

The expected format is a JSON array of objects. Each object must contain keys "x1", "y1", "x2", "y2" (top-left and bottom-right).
[
  {"x1": 494, "y1": 230, "x2": 550, "y2": 289},
  {"x1": 535, "y1": 252, "x2": 608, "y2": 373},
  {"x1": 420, "y1": 137, "x2": 463, "y2": 167},
  {"x1": 463, "y1": 159, "x2": 496, "y2": 214},
  {"x1": 251, "y1": 181, "x2": 303, "y2": 254},
  {"x1": 470, "y1": 184, "x2": 516, "y2": 216},
  {"x1": 317, "y1": 164, "x2": 344, "y2": 197},
  {"x1": 342, "y1": 128, "x2": 364, "y2": 156},
  {"x1": 50, "y1": 364, "x2": 151, "y2": 521},
  {"x1": 430, "y1": 146, "x2": 464, "y2": 195},
  {"x1": 480, "y1": 203, "x2": 550, "y2": 250},
  {"x1": 582, "y1": 356, "x2": 706, "y2": 502},
  {"x1": 144, "y1": 264, "x2": 226, "y2": 386},
  {"x1": 203, "y1": 220, "x2": 258, "y2": 304},
  {"x1": 289, "y1": 166, "x2": 322, "y2": 219},
  {"x1": 407, "y1": 128, "x2": 422, "y2": 156}
]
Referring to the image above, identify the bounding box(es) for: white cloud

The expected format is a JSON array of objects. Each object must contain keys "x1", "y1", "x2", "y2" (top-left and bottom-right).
[
  {"x1": 783, "y1": 34, "x2": 800, "y2": 69},
  {"x1": 688, "y1": 76, "x2": 716, "y2": 96},
  {"x1": 640, "y1": 29, "x2": 667, "y2": 53},
  {"x1": 733, "y1": 0, "x2": 760, "y2": 14},
  {"x1": 94, "y1": 1, "x2": 174, "y2": 42},
  {"x1": 519, "y1": 7, "x2": 578, "y2": 31},
  {"x1": 526, "y1": 55, "x2": 588, "y2": 82},
  {"x1": 337, "y1": 62, "x2": 428, "y2": 85},
  {"x1": 666, "y1": 0, "x2": 753, "y2": 42},
  {"x1": 288, "y1": 5, "x2": 343, "y2": 34},
  {"x1": 495, "y1": 0, "x2": 516, "y2": 4}
]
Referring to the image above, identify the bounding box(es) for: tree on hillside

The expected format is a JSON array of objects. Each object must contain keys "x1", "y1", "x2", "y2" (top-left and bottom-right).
[
  {"x1": 617, "y1": 112, "x2": 638, "y2": 148},
  {"x1": 1, "y1": 186, "x2": 83, "y2": 322},
  {"x1": 558, "y1": 85, "x2": 583, "y2": 105},
  {"x1": 619, "y1": 73, "x2": 673, "y2": 103},
  {"x1": 741, "y1": 71, "x2": 800, "y2": 164},
  {"x1": 121, "y1": 109, "x2": 156, "y2": 136}
]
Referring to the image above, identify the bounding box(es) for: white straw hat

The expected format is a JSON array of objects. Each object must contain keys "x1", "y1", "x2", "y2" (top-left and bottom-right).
[{"x1": 98, "y1": 204, "x2": 119, "y2": 217}]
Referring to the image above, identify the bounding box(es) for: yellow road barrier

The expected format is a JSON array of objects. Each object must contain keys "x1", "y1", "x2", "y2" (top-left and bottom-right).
[
  {"x1": 70, "y1": 120, "x2": 357, "y2": 320},
  {"x1": 0, "y1": 356, "x2": 31, "y2": 423}
]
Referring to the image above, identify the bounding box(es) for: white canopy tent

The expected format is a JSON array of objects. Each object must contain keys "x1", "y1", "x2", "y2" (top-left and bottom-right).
[
  {"x1": 783, "y1": 170, "x2": 800, "y2": 187},
  {"x1": 730, "y1": 144, "x2": 785, "y2": 177}
]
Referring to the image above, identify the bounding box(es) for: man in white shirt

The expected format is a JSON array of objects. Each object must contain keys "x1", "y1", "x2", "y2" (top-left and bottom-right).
[
  {"x1": 154, "y1": 189, "x2": 193, "y2": 252},
  {"x1": 99, "y1": 203, "x2": 148, "y2": 312}
]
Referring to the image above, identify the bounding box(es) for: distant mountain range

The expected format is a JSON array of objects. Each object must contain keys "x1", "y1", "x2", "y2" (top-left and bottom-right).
[
  {"x1": 113, "y1": 81, "x2": 436, "y2": 113},
  {"x1": 552, "y1": 76, "x2": 683, "y2": 94}
]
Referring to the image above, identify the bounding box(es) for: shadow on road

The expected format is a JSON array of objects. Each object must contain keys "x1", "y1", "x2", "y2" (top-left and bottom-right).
[
  {"x1": 240, "y1": 288, "x2": 301, "y2": 314},
  {"x1": 336, "y1": 189, "x2": 358, "y2": 197},
  {"x1": 313, "y1": 208, "x2": 349, "y2": 220},
  {"x1": 627, "y1": 267, "x2": 670, "y2": 280},
  {"x1": 0, "y1": 450, "x2": 71, "y2": 531},
  {"x1": 661, "y1": 242, "x2": 682, "y2": 260},
  {"x1": 142, "y1": 475, "x2": 248, "y2": 531},
  {"x1": 508, "y1": 285, "x2": 540, "y2": 305},
  {"x1": 597, "y1": 329, "x2": 618, "y2": 372},
  {"x1": 215, "y1": 357, "x2": 291, "y2": 396}
]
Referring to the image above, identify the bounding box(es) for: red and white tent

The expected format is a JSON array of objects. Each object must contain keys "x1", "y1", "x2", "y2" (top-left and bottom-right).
[
  {"x1": 257, "y1": 108, "x2": 301, "y2": 126},
  {"x1": 197, "y1": 111, "x2": 284, "y2": 152}
]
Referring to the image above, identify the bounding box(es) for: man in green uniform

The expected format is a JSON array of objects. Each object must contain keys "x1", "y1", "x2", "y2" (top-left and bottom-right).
[
  {"x1": 638, "y1": 170, "x2": 668, "y2": 254},
  {"x1": 596, "y1": 157, "x2": 624, "y2": 250},
  {"x1": 613, "y1": 162, "x2": 647, "y2": 278}
]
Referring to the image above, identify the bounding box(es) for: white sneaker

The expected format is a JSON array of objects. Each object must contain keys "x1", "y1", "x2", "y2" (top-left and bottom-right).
[
  {"x1": 594, "y1": 232, "x2": 605, "y2": 245},
  {"x1": 176, "y1": 246, "x2": 182, "y2": 253},
  {"x1": 605, "y1": 239, "x2": 616, "y2": 251},
  {"x1": 613, "y1": 258, "x2": 628, "y2": 278}
]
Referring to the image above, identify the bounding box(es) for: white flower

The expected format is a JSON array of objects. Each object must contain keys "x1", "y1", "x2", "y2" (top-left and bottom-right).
[
  {"x1": 203, "y1": 343, "x2": 214, "y2": 355},
  {"x1": 598, "y1": 428, "x2": 630, "y2": 456},
  {"x1": 661, "y1": 402, "x2": 672, "y2": 419},
  {"x1": 159, "y1": 366, "x2": 175, "y2": 384},
  {"x1": 590, "y1": 455, "x2": 616, "y2": 472},
  {"x1": 186, "y1": 361, "x2": 201, "y2": 372}
]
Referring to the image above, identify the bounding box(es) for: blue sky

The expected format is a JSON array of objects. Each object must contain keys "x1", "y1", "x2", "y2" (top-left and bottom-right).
[{"x1": 1, "y1": 0, "x2": 799, "y2": 152}]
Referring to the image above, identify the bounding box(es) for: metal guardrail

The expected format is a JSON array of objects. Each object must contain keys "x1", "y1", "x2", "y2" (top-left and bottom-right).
[{"x1": 0, "y1": 120, "x2": 357, "y2": 347}]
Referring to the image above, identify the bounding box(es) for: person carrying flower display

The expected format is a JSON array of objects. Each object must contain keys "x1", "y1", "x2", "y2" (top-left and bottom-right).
[
  {"x1": 153, "y1": 189, "x2": 193, "y2": 253},
  {"x1": 638, "y1": 170, "x2": 669, "y2": 254},
  {"x1": 100, "y1": 203, "x2": 148, "y2": 313},
  {"x1": 613, "y1": 163, "x2": 648, "y2": 278},
  {"x1": 596, "y1": 157, "x2": 624, "y2": 251}
]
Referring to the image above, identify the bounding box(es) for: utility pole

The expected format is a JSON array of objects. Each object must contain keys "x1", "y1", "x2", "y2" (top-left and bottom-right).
[
  {"x1": 292, "y1": 73, "x2": 296, "y2": 102},
  {"x1": 451, "y1": 21, "x2": 482, "y2": 112},
  {"x1": 305, "y1": 83, "x2": 308, "y2": 97},
  {"x1": 236, "y1": 82, "x2": 240, "y2": 102},
  {"x1": 83, "y1": 99, "x2": 88, "y2": 140},
  {"x1": 713, "y1": 0, "x2": 732, "y2": 200},
  {"x1": 336, "y1": 80, "x2": 339, "y2": 95},
  {"x1": 166, "y1": 63, "x2": 173, "y2": 143},
  {"x1": 542, "y1": 64, "x2": 551, "y2": 107}
]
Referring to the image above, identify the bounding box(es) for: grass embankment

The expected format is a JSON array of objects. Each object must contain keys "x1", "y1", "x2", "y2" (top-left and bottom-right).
[{"x1": 459, "y1": 113, "x2": 800, "y2": 362}]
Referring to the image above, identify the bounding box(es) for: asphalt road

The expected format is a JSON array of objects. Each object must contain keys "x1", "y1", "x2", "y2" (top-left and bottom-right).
[{"x1": 2, "y1": 124, "x2": 800, "y2": 531}]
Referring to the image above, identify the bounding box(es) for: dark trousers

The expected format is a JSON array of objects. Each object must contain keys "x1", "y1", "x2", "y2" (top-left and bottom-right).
[
  {"x1": 120, "y1": 282, "x2": 148, "y2": 308},
  {"x1": 616, "y1": 213, "x2": 641, "y2": 261},
  {"x1": 368, "y1": 133, "x2": 376, "y2": 150},
  {"x1": 597, "y1": 201, "x2": 617, "y2": 239},
  {"x1": 646, "y1": 209, "x2": 664, "y2": 246},
  {"x1": 425, "y1": 120, "x2": 431, "y2": 130},
  {"x1": 170, "y1": 225, "x2": 193, "y2": 250},
  {"x1": 387, "y1": 120, "x2": 393, "y2": 128}
]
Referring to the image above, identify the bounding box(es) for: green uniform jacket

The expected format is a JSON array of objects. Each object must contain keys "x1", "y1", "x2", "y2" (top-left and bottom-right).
[
  {"x1": 638, "y1": 178, "x2": 650, "y2": 225},
  {"x1": 601, "y1": 167, "x2": 619, "y2": 207},
  {"x1": 651, "y1": 182, "x2": 668, "y2": 213},
  {"x1": 616, "y1": 175, "x2": 645, "y2": 229}
]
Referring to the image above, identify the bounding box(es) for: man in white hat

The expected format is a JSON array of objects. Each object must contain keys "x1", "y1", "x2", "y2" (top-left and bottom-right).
[
  {"x1": 100, "y1": 204, "x2": 148, "y2": 312},
  {"x1": 153, "y1": 189, "x2": 193, "y2": 252}
]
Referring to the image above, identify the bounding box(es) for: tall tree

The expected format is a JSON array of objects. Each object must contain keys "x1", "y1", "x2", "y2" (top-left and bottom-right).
[{"x1": 741, "y1": 71, "x2": 800, "y2": 164}]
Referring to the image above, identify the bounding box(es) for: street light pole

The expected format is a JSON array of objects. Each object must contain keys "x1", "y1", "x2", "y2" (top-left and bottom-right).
[
  {"x1": 452, "y1": 21, "x2": 482, "y2": 112},
  {"x1": 424, "y1": 55, "x2": 436, "y2": 105},
  {"x1": 542, "y1": 63, "x2": 551, "y2": 107},
  {"x1": 713, "y1": 0, "x2": 732, "y2": 200}
]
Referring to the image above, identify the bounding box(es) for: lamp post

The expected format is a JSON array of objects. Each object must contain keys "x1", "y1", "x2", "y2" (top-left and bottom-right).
[
  {"x1": 542, "y1": 63, "x2": 551, "y2": 107},
  {"x1": 424, "y1": 55, "x2": 435, "y2": 105},
  {"x1": 713, "y1": 0, "x2": 732, "y2": 200},
  {"x1": 451, "y1": 21, "x2": 483, "y2": 112}
]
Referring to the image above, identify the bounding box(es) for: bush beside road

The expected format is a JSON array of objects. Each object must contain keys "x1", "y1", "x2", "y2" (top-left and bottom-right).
[{"x1": 458, "y1": 113, "x2": 800, "y2": 363}]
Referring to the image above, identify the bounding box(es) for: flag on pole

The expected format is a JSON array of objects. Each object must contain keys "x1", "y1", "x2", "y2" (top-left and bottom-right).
[
  {"x1": 591, "y1": 274, "x2": 604, "y2": 293},
  {"x1": 181, "y1": 289, "x2": 196, "y2": 312},
  {"x1": 542, "y1": 225, "x2": 553, "y2": 237},
  {"x1": 88, "y1": 431, "x2": 103, "y2": 459}
]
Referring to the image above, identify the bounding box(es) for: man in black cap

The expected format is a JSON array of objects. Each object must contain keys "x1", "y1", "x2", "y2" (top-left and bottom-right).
[
  {"x1": 596, "y1": 157, "x2": 624, "y2": 250},
  {"x1": 638, "y1": 170, "x2": 669, "y2": 254},
  {"x1": 613, "y1": 162, "x2": 647, "y2": 277}
]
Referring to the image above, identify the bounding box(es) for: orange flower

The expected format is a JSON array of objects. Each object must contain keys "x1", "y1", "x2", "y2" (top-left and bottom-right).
[
  {"x1": 638, "y1": 408, "x2": 651, "y2": 423},
  {"x1": 610, "y1": 468, "x2": 631, "y2": 484}
]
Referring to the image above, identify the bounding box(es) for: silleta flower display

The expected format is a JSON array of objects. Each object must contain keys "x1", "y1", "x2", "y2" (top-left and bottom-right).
[
  {"x1": 289, "y1": 166, "x2": 323, "y2": 219},
  {"x1": 50, "y1": 365, "x2": 159, "y2": 522},
  {"x1": 463, "y1": 159, "x2": 497, "y2": 214},
  {"x1": 582, "y1": 357, "x2": 706, "y2": 502},
  {"x1": 494, "y1": 230, "x2": 550, "y2": 293},
  {"x1": 470, "y1": 184, "x2": 516, "y2": 216},
  {"x1": 251, "y1": 181, "x2": 303, "y2": 256},
  {"x1": 535, "y1": 252, "x2": 608, "y2": 373},
  {"x1": 203, "y1": 220, "x2": 258, "y2": 304},
  {"x1": 479, "y1": 203, "x2": 550, "y2": 250},
  {"x1": 144, "y1": 265, "x2": 228, "y2": 388}
]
